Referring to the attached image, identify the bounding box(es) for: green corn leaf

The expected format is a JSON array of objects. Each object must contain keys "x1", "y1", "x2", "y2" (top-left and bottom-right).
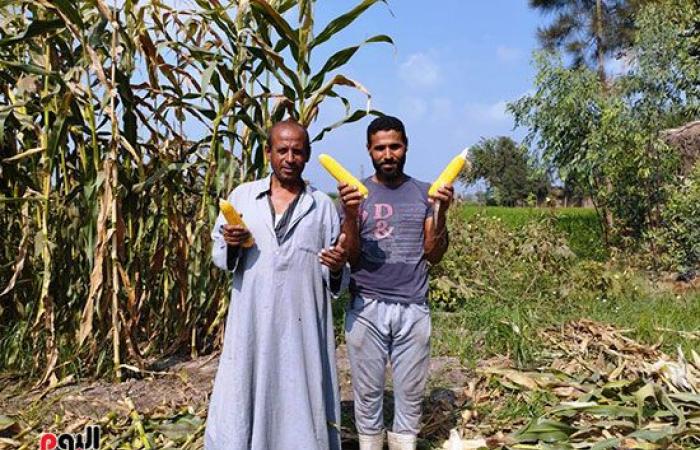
[
  {"x1": 307, "y1": 34, "x2": 393, "y2": 93},
  {"x1": 0, "y1": 60, "x2": 61, "y2": 79},
  {"x1": 550, "y1": 402, "x2": 638, "y2": 418},
  {"x1": 311, "y1": 0, "x2": 388, "y2": 49},
  {"x1": 633, "y1": 383, "x2": 657, "y2": 420},
  {"x1": 245, "y1": 42, "x2": 303, "y2": 98},
  {"x1": 51, "y1": 0, "x2": 85, "y2": 29},
  {"x1": 0, "y1": 19, "x2": 65, "y2": 47},
  {"x1": 628, "y1": 428, "x2": 674, "y2": 443},
  {"x1": 200, "y1": 60, "x2": 218, "y2": 98},
  {"x1": 658, "y1": 386, "x2": 687, "y2": 431},
  {"x1": 669, "y1": 392, "x2": 700, "y2": 406},
  {"x1": 302, "y1": 74, "x2": 370, "y2": 126},
  {"x1": 590, "y1": 438, "x2": 622, "y2": 450},
  {"x1": 514, "y1": 418, "x2": 576, "y2": 443},
  {"x1": 250, "y1": 0, "x2": 299, "y2": 60},
  {"x1": 313, "y1": 109, "x2": 382, "y2": 142}
]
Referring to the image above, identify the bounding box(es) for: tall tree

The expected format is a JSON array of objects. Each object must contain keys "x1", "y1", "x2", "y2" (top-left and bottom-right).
[
  {"x1": 462, "y1": 137, "x2": 549, "y2": 207},
  {"x1": 529, "y1": 0, "x2": 655, "y2": 82}
]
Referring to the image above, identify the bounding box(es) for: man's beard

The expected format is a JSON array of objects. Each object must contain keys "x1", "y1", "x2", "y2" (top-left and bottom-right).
[{"x1": 373, "y1": 156, "x2": 405, "y2": 181}]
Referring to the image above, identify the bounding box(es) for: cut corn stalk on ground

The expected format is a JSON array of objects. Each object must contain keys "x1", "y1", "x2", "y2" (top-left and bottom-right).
[
  {"x1": 441, "y1": 321, "x2": 700, "y2": 450},
  {"x1": 3, "y1": 320, "x2": 699, "y2": 450},
  {"x1": 219, "y1": 199, "x2": 254, "y2": 248},
  {"x1": 318, "y1": 154, "x2": 369, "y2": 198}
]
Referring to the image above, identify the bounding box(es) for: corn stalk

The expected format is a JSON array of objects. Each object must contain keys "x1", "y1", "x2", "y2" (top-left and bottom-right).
[{"x1": 0, "y1": 0, "x2": 391, "y2": 381}]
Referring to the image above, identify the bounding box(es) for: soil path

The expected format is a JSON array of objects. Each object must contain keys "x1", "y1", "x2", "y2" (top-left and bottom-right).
[{"x1": 0, "y1": 345, "x2": 471, "y2": 428}]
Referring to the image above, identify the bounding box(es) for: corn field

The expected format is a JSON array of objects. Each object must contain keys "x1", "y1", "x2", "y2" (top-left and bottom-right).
[{"x1": 0, "y1": 0, "x2": 390, "y2": 382}]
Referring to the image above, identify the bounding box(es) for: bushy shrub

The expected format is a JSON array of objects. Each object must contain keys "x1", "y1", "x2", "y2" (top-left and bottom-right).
[
  {"x1": 429, "y1": 208, "x2": 639, "y2": 311},
  {"x1": 429, "y1": 212, "x2": 577, "y2": 310},
  {"x1": 460, "y1": 206, "x2": 606, "y2": 260},
  {"x1": 655, "y1": 164, "x2": 700, "y2": 274}
]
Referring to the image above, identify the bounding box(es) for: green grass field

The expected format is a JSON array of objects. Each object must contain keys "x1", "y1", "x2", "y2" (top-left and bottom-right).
[
  {"x1": 430, "y1": 283, "x2": 700, "y2": 366},
  {"x1": 459, "y1": 205, "x2": 606, "y2": 260}
]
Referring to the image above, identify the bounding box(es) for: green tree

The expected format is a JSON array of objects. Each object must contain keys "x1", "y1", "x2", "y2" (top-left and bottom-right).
[
  {"x1": 529, "y1": 0, "x2": 655, "y2": 81},
  {"x1": 655, "y1": 163, "x2": 700, "y2": 274},
  {"x1": 510, "y1": 0, "x2": 698, "y2": 244},
  {"x1": 462, "y1": 137, "x2": 549, "y2": 206},
  {"x1": 623, "y1": 0, "x2": 700, "y2": 124}
]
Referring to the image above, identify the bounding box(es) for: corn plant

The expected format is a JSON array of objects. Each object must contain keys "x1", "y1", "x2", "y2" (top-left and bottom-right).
[{"x1": 0, "y1": 0, "x2": 390, "y2": 381}]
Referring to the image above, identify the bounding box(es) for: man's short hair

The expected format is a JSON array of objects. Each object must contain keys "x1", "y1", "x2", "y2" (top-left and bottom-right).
[
  {"x1": 267, "y1": 119, "x2": 311, "y2": 156},
  {"x1": 366, "y1": 115, "x2": 408, "y2": 146}
]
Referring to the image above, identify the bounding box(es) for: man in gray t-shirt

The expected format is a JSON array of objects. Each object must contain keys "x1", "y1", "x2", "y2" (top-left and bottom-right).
[
  {"x1": 349, "y1": 176, "x2": 433, "y2": 303},
  {"x1": 337, "y1": 116, "x2": 454, "y2": 450}
]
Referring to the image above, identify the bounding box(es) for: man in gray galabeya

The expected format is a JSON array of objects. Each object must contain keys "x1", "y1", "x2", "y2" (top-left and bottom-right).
[{"x1": 205, "y1": 120, "x2": 348, "y2": 450}]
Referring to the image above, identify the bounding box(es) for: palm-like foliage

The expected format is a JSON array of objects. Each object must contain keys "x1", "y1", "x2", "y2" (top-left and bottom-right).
[{"x1": 0, "y1": 0, "x2": 391, "y2": 382}]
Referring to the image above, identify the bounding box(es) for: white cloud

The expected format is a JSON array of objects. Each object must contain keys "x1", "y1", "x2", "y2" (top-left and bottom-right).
[
  {"x1": 396, "y1": 96, "x2": 455, "y2": 123},
  {"x1": 449, "y1": 101, "x2": 517, "y2": 148},
  {"x1": 487, "y1": 100, "x2": 509, "y2": 121},
  {"x1": 496, "y1": 45, "x2": 524, "y2": 63},
  {"x1": 465, "y1": 100, "x2": 511, "y2": 123},
  {"x1": 397, "y1": 96, "x2": 428, "y2": 121},
  {"x1": 399, "y1": 52, "x2": 441, "y2": 89}
]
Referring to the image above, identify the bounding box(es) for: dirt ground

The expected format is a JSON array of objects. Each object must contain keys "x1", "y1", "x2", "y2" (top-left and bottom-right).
[
  {"x1": 3, "y1": 318, "x2": 698, "y2": 449},
  {"x1": 0, "y1": 344, "x2": 471, "y2": 432}
]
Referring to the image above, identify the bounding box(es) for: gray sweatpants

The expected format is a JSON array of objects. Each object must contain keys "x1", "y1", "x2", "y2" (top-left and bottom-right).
[{"x1": 345, "y1": 296, "x2": 431, "y2": 435}]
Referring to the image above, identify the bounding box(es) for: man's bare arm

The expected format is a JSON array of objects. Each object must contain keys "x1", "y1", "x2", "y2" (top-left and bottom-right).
[
  {"x1": 424, "y1": 214, "x2": 449, "y2": 264},
  {"x1": 424, "y1": 185, "x2": 454, "y2": 265},
  {"x1": 338, "y1": 183, "x2": 363, "y2": 268}
]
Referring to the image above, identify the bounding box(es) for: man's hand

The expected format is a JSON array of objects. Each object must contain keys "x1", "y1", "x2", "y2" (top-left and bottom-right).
[
  {"x1": 429, "y1": 185, "x2": 455, "y2": 223},
  {"x1": 428, "y1": 184, "x2": 455, "y2": 210},
  {"x1": 338, "y1": 183, "x2": 362, "y2": 268},
  {"x1": 319, "y1": 233, "x2": 348, "y2": 273},
  {"x1": 338, "y1": 183, "x2": 363, "y2": 218},
  {"x1": 426, "y1": 184, "x2": 454, "y2": 263},
  {"x1": 221, "y1": 224, "x2": 252, "y2": 247}
]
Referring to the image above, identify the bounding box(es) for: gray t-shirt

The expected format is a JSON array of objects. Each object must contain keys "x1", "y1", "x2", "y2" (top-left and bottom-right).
[{"x1": 348, "y1": 176, "x2": 433, "y2": 303}]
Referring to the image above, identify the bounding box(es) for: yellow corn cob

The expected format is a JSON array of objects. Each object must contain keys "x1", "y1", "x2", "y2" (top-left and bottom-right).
[
  {"x1": 318, "y1": 153, "x2": 369, "y2": 198},
  {"x1": 429, "y1": 148, "x2": 471, "y2": 197},
  {"x1": 219, "y1": 199, "x2": 254, "y2": 248}
]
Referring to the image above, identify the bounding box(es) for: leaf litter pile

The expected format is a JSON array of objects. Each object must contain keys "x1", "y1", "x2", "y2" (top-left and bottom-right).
[
  {"x1": 435, "y1": 320, "x2": 700, "y2": 449},
  {"x1": 0, "y1": 356, "x2": 218, "y2": 450},
  {"x1": 1, "y1": 320, "x2": 699, "y2": 449},
  {"x1": 0, "y1": 398, "x2": 206, "y2": 449}
]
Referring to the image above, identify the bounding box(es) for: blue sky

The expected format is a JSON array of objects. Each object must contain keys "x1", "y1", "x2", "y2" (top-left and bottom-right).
[
  {"x1": 303, "y1": 1, "x2": 544, "y2": 193},
  {"x1": 168, "y1": 0, "x2": 548, "y2": 192}
]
